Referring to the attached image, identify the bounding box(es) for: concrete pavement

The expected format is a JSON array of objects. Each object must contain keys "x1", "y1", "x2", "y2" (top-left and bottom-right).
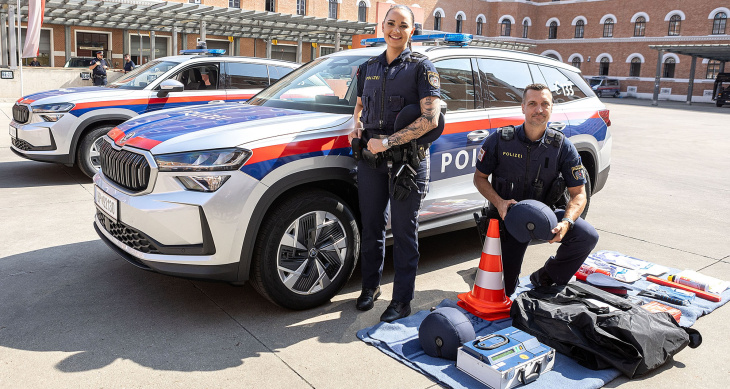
[{"x1": 0, "y1": 99, "x2": 728, "y2": 388}]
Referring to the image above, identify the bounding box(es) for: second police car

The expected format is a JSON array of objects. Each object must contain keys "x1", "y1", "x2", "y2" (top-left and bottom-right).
[{"x1": 92, "y1": 34, "x2": 612, "y2": 309}]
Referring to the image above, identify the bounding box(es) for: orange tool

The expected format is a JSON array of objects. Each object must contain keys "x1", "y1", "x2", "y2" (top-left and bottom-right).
[{"x1": 646, "y1": 276, "x2": 721, "y2": 303}]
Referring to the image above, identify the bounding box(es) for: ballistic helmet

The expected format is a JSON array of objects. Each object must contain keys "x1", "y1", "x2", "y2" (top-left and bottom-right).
[
  {"x1": 394, "y1": 104, "x2": 445, "y2": 144},
  {"x1": 418, "y1": 307, "x2": 475, "y2": 360},
  {"x1": 503, "y1": 200, "x2": 557, "y2": 243}
]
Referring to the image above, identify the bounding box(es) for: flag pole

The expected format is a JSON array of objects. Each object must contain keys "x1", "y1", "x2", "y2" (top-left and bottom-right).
[{"x1": 16, "y1": 0, "x2": 23, "y2": 97}]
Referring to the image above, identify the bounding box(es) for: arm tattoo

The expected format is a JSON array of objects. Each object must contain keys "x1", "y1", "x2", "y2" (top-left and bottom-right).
[{"x1": 388, "y1": 97, "x2": 441, "y2": 146}]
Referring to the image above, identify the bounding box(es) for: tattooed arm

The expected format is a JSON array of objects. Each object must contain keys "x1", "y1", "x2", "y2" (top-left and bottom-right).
[{"x1": 365, "y1": 96, "x2": 441, "y2": 153}]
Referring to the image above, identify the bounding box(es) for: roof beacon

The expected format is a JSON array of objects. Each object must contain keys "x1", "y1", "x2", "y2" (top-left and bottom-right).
[
  {"x1": 179, "y1": 49, "x2": 227, "y2": 56},
  {"x1": 360, "y1": 33, "x2": 473, "y2": 47}
]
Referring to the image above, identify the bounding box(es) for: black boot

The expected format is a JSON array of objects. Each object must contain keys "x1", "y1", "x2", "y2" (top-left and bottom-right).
[
  {"x1": 356, "y1": 287, "x2": 381, "y2": 311},
  {"x1": 529, "y1": 266, "x2": 555, "y2": 288},
  {"x1": 380, "y1": 300, "x2": 411, "y2": 323}
]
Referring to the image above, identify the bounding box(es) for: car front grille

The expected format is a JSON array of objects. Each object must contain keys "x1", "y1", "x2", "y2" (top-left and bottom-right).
[
  {"x1": 100, "y1": 140, "x2": 151, "y2": 192},
  {"x1": 12, "y1": 104, "x2": 30, "y2": 123},
  {"x1": 11, "y1": 137, "x2": 34, "y2": 151},
  {"x1": 97, "y1": 211, "x2": 161, "y2": 254}
]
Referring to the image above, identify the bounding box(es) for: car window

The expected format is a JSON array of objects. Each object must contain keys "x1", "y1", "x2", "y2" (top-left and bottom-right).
[
  {"x1": 270, "y1": 66, "x2": 294, "y2": 82},
  {"x1": 558, "y1": 68, "x2": 595, "y2": 97},
  {"x1": 108, "y1": 60, "x2": 179, "y2": 90},
  {"x1": 608, "y1": 80, "x2": 619, "y2": 86},
  {"x1": 228, "y1": 62, "x2": 269, "y2": 88},
  {"x1": 172, "y1": 63, "x2": 220, "y2": 91},
  {"x1": 477, "y1": 58, "x2": 532, "y2": 107},
  {"x1": 537, "y1": 65, "x2": 587, "y2": 102},
  {"x1": 434, "y1": 58, "x2": 475, "y2": 111}
]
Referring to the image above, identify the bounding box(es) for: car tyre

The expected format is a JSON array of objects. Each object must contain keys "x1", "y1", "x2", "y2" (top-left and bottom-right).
[
  {"x1": 613, "y1": 91, "x2": 620, "y2": 98},
  {"x1": 77, "y1": 125, "x2": 114, "y2": 178},
  {"x1": 717, "y1": 100, "x2": 724, "y2": 107},
  {"x1": 557, "y1": 168, "x2": 592, "y2": 220},
  {"x1": 251, "y1": 190, "x2": 360, "y2": 310}
]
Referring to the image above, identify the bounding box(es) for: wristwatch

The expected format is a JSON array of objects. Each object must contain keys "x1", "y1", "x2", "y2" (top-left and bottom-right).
[
  {"x1": 561, "y1": 217, "x2": 575, "y2": 230},
  {"x1": 381, "y1": 138, "x2": 391, "y2": 149}
]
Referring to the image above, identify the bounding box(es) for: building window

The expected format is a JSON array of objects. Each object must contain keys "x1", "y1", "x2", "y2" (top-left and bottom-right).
[
  {"x1": 603, "y1": 18, "x2": 614, "y2": 37},
  {"x1": 707, "y1": 60, "x2": 722, "y2": 79},
  {"x1": 522, "y1": 21, "x2": 529, "y2": 38},
  {"x1": 629, "y1": 57, "x2": 641, "y2": 77},
  {"x1": 265, "y1": 0, "x2": 275, "y2": 12},
  {"x1": 634, "y1": 16, "x2": 646, "y2": 37},
  {"x1": 548, "y1": 21, "x2": 558, "y2": 39},
  {"x1": 574, "y1": 20, "x2": 584, "y2": 38},
  {"x1": 572, "y1": 57, "x2": 581, "y2": 69},
  {"x1": 328, "y1": 0, "x2": 338, "y2": 19},
  {"x1": 296, "y1": 0, "x2": 306, "y2": 15},
  {"x1": 599, "y1": 57, "x2": 610, "y2": 76},
  {"x1": 663, "y1": 58, "x2": 676, "y2": 78},
  {"x1": 229, "y1": 0, "x2": 240, "y2": 8},
  {"x1": 668, "y1": 15, "x2": 681, "y2": 36},
  {"x1": 434, "y1": 12, "x2": 442, "y2": 31},
  {"x1": 477, "y1": 17, "x2": 484, "y2": 35},
  {"x1": 712, "y1": 12, "x2": 727, "y2": 35},
  {"x1": 456, "y1": 15, "x2": 463, "y2": 33},
  {"x1": 358, "y1": 1, "x2": 367, "y2": 22},
  {"x1": 501, "y1": 20, "x2": 511, "y2": 36}
]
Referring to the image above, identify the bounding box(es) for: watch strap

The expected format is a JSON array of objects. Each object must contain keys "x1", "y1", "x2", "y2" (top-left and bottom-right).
[{"x1": 561, "y1": 217, "x2": 575, "y2": 230}]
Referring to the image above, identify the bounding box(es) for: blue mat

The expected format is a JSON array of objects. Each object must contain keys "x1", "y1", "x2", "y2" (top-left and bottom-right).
[{"x1": 357, "y1": 256, "x2": 730, "y2": 389}]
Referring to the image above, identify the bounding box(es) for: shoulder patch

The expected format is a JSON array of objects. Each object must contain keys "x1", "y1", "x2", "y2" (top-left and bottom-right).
[
  {"x1": 477, "y1": 148, "x2": 485, "y2": 162},
  {"x1": 571, "y1": 165, "x2": 586, "y2": 181},
  {"x1": 427, "y1": 71, "x2": 440, "y2": 88}
]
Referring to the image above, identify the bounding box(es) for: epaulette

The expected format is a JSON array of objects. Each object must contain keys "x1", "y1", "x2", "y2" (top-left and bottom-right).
[
  {"x1": 367, "y1": 56, "x2": 379, "y2": 65},
  {"x1": 499, "y1": 125, "x2": 515, "y2": 141},
  {"x1": 544, "y1": 128, "x2": 564, "y2": 148},
  {"x1": 405, "y1": 52, "x2": 427, "y2": 62}
]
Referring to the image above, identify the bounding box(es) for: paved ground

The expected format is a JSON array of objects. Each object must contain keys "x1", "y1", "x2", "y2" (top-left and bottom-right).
[{"x1": 0, "y1": 98, "x2": 728, "y2": 388}]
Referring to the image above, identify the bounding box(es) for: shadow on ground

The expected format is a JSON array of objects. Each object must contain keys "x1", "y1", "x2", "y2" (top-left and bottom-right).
[{"x1": 0, "y1": 159, "x2": 90, "y2": 189}]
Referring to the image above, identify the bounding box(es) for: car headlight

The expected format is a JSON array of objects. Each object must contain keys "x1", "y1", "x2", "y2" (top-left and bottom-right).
[
  {"x1": 31, "y1": 103, "x2": 75, "y2": 113},
  {"x1": 155, "y1": 148, "x2": 252, "y2": 172}
]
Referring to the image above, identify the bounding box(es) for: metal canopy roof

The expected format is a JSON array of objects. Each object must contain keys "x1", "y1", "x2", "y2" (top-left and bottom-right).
[
  {"x1": 649, "y1": 44, "x2": 730, "y2": 62},
  {"x1": 0, "y1": 0, "x2": 376, "y2": 45}
]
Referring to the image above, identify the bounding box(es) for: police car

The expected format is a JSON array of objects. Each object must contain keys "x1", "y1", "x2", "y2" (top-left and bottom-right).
[
  {"x1": 92, "y1": 34, "x2": 612, "y2": 309},
  {"x1": 9, "y1": 49, "x2": 297, "y2": 177}
]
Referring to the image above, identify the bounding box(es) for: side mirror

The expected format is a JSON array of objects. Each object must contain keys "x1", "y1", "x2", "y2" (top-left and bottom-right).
[{"x1": 157, "y1": 79, "x2": 184, "y2": 97}]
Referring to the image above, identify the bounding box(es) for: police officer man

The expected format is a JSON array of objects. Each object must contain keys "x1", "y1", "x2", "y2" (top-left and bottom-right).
[
  {"x1": 89, "y1": 51, "x2": 109, "y2": 86},
  {"x1": 348, "y1": 5, "x2": 441, "y2": 322},
  {"x1": 473, "y1": 83, "x2": 599, "y2": 296},
  {"x1": 123, "y1": 54, "x2": 135, "y2": 74}
]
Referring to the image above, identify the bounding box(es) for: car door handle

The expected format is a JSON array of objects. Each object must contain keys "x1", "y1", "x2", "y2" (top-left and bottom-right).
[
  {"x1": 208, "y1": 100, "x2": 224, "y2": 104},
  {"x1": 549, "y1": 122, "x2": 567, "y2": 131},
  {"x1": 467, "y1": 130, "x2": 490, "y2": 142}
]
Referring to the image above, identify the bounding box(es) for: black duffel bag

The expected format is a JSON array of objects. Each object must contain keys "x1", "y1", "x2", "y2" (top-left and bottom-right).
[{"x1": 510, "y1": 282, "x2": 701, "y2": 378}]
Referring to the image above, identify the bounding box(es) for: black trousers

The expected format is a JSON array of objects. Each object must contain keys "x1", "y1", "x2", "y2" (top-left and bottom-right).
[
  {"x1": 358, "y1": 155, "x2": 429, "y2": 303},
  {"x1": 93, "y1": 76, "x2": 107, "y2": 86},
  {"x1": 499, "y1": 209, "x2": 599, "y2": 296}
]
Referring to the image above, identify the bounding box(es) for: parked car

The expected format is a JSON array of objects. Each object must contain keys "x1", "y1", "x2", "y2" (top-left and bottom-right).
[
  {"x1": 92, "y1": 35, "x2": 612, "y2": 309},
  {"x1": 10, "y1": 51, "x2": 298, "y2": 177},
  {"x1": 63, "y1": 57, "x2": 95, "y2": 68},
  {"x1": 712, "y1": 72, "x2": 730, "y2": 107},
  {"x1": 588, "y1": 77, "x2": 621, "y2": 98}
]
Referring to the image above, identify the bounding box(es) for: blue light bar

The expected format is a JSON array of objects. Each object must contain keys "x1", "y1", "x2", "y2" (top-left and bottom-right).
[
  {"x1": 179, "y1": 49, "x2": 227, "y2": 56},
  {"x1": 360, "y1": 33, "x2": 473, "y2": 47}
]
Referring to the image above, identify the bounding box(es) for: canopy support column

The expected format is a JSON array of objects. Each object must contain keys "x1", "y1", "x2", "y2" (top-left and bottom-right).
[
  {"x1": 686, "y1": 55, "x2": 697, "y2": 105},
  {"x1": 651, "y1": 50, "x2": 663, "y2": 106}
]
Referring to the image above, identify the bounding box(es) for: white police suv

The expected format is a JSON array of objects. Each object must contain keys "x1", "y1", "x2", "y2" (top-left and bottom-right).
[
  {"x1": 9, "y1": 49, "x2": 297, "y2": 177},
  {"x1": 93, "y1": 34, "x2": 612, "y2": 309}
]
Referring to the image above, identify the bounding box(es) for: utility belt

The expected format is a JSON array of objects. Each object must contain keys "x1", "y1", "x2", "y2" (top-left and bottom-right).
[{"x1": 93, "y1": 74, "x2": 107, "y2": 79}]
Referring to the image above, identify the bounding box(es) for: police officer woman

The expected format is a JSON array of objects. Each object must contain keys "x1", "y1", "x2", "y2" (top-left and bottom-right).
[{"x1": 347, "y1": 5, "x2": 442, "y2": 322}]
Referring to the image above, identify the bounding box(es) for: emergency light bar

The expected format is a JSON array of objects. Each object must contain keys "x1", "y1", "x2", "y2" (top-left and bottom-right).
[
  {"x1": 360, "y1": 33, "x2": 473, "y2": 47},
  {"x1": 179, "y1": 49, "x2": 227, "y2": 56}
]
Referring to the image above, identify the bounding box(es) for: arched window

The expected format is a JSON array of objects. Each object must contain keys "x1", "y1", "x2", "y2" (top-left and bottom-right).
[
  {"x1": 522, "y1": 20, "x2": 529, "y2": 38},
  {"x1": 712, "y1": 12, "x2": 727, "y2": 35},
  {"x1": 548, "y1": 21, "x2": 558, "y2": 39},
  {"x1": 574, "y1": 20, "x2": 584, "y2": 38},
  {"x1": 296, "y1": 0, "x2": 306, "y2": 16},
  {"x1": 229, "y1": 0, "x2": 240, "y2": 8},
  {"x1": 501, "y1": 20, "x2": 512, "y2": 36},
  {"x1": 663, "y1": 57, "x2": 676, "y2": 78},
  {"x1": 456, "y1": 14, "x2": 463, "y2": 33},
  {"x1": 476, "y1": 17, "x2": 484, "y2": 35},
  {"x1": 668, "y1": 15, "x2": 681, "y2": 36},
  {"x1": 328, "y1": 0, "x2": 338, "y2": 19},
  {"x1": 599, "y1": 57, "x2": 610, "y2": 76},
  {"x1": 572, "y1": 57, "x2": 581, "y2": 69},
  {"x1": 634, "y1": 16, "x2": 646, "y2": 36},
  {"x1": 265, "y1": 0, "x2": 275, "y2": 12},
  {"x1": 630, "y1": 57, "x2": 641, "y2": 77},
  {"x1": 358, "y1": 1, "x2": 367, "y2": 22},
  {"x1": 434, "y1": 12, "x2": 442, "y2": 31},
  {"x1": 603, "y1": 18, "x2": 614, "y2": 37},
  {"x1": 707, "y1": 60, "x2": 722, "y2": 79}
]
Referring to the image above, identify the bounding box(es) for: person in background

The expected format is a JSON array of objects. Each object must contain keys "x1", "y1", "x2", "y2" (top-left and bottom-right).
[
  {"x1": 123, "y1": 54, "x2": 135, "y2": 74},
  {"x1": 29, "y1": 57, "x2": 41, "y2": 67}
]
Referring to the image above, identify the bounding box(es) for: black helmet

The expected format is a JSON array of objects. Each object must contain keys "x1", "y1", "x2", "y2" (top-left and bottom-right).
[
  {"x1": 503, "y1": 200, "x2": 558, "y2": 243},
  {"x1": 394, "y1": 104, "x2": 445, "y2": 145},
  {"x1": 418, "y1": 307, "x2": 475, "y2": 360}
]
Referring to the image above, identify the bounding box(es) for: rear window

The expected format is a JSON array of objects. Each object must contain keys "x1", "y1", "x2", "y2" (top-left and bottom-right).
[
  {"x1": 228, "y1": 63, "x2": 269, "y2": 88},
  {"x1": 477, "y1": 58, "x2": 532, "y2": 107},
  {"x1": 434, "y1": 58, "x2": 476, "y2": 111},
  {"x1": 560, "y1": 69, "x2": 596, "y2": 98},
  {"x1": 536, "y1": 65, "x2": 588, "y2": 102}
]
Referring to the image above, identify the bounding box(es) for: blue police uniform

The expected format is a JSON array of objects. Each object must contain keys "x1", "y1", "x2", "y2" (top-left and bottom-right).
[
  {"x1": 91, "y1": 57, "x2": 108, "y2": 86},
  {"x1": 476, "y1": 124, "x2": 599, "y2": 296},
  {"x1": 356, "y1": 48, "x2": 441, "y2": 303}
]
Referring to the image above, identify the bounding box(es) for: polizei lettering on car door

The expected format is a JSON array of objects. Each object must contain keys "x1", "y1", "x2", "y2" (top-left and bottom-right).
[{"x1": 431, "y1": 145, "x2": 482, "y2": 181}]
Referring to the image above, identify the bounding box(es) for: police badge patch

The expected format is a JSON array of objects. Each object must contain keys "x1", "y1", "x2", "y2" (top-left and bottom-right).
[
  {"x1": 477, "y1": 148, "x2": 485, "y2": 162},
  {"x1": 427, "y1": 71, "x2": 440, "y2": 88},
  {"x1": 571, "y1": 165, "x2": 586, "y2": 180}
]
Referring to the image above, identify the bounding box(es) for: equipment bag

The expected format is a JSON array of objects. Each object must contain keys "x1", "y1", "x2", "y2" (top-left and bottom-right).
[{"x1": 510, "y1": 282, "x2": 701, "y2": 378}]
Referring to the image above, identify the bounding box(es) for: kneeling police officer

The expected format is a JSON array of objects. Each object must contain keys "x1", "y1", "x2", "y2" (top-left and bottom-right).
[
  {"x1": 347, "y1": 5, "x2": 441, "y2": 323},
  {"x1": 473, "y1": 83, "x2": 599, "y2": 297}
]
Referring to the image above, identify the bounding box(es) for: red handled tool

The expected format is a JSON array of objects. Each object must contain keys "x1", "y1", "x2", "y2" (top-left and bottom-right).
[{"x1": 646, "y1": 276, "x2": 721, "y2": 302}]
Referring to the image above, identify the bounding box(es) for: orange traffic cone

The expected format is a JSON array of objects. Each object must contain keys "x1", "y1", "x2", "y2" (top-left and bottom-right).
[{"x1": 458, "y1": 219, "x2": 512, "y2": 321}]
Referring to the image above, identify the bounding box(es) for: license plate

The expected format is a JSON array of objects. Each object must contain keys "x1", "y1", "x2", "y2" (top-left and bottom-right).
[
  {"x1": 95, "y1": 186, "x2": 118, "y2": 222},
  {"x1": 9, "y1": 122, "x2": 17, "y2": 138}
]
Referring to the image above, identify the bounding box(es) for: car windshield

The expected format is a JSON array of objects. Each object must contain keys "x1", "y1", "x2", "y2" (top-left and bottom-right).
[
  {"x1": 64, "y1": 58, "x2": 93, "y2": 68},
  {"x1": 248, "y1": 55, "x2": 369, "y2": 114},
  {"x1": 589, "y1": 78, "x2": 603, "y2": 87},
  {"x1": 107, "y1": 60, "x2": 180, "y2": 90}
]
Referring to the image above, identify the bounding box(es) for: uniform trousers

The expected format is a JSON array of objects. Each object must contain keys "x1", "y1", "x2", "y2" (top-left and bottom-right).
[
  {"x1": 358, "y1": 155, "x2": 429, "y2": 303},
  {"x1": 500, "y1": 209, "x2": 599, "y2": 296}
]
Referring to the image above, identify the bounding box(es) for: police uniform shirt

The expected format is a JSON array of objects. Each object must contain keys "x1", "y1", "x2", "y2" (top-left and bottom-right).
[
  {"x1": 91, "y1": 58, "x2": 108, "y2": 76},
  {"x1": 476, "y1": 124, "x2": 586, "y2": 190},
  {"x1": 356, "y1": 48, "x2": 441, "y2": 134}
]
